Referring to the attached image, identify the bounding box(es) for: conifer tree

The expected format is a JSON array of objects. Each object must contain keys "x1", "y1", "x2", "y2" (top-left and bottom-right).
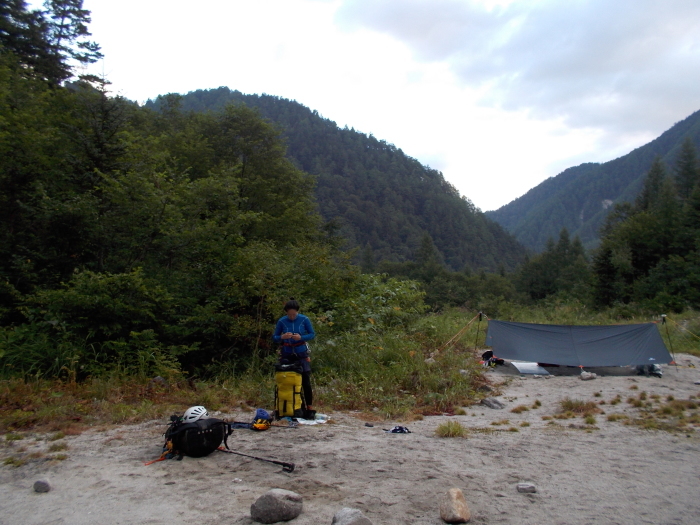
[
  {"x1": 674, "y1": 137, "x2": 700, "y2": 201},
  {"x1": 635, "y1": 157, "x2": 667, "y2": 212}
]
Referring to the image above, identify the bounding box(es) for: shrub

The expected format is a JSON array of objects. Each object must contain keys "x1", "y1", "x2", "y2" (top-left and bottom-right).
[{"x1": 435, "y1": 420, "x2": 467, "y2": 438}]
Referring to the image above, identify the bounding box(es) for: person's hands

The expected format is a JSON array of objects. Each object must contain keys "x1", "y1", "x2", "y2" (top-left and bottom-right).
[
  {"x1": 291, "y1": 333, "x2": 302, "y2": 341},
  {"x1": 281, "y1": 332, "x2": 293, "y2": 340}
]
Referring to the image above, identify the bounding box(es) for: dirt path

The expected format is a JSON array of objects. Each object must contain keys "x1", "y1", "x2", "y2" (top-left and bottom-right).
[{"x1": 2, "y1": 354, "x2": 700, "y2": 524}]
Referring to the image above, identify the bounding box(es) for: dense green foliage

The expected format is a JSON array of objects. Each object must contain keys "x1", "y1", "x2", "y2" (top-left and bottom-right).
[
  {"x1": 488, "y1": 110, "x2": 700, "y2": 251},
  {"x1": 591, "y1": 152, "x2": 700, "y2": 311},
  {"x1": 514, "y1": 229, "x2": 591, "y2": 302},
  {"x1": 146, "y1": 88, "x2": 526, "y2": 272},
  {"x1": 0, "y1": 15, "x2": 369, "y2": 378}
]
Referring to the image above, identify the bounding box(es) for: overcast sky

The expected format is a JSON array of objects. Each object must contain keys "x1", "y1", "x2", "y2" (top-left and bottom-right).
[{"x1": 76, "y1": 0, "x2": 700, "y2": 211}]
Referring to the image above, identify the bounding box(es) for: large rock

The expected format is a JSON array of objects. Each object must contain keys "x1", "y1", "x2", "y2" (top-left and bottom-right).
[
  {"x1": 517, "y1": 483, "x2": 537, "y2": 493},
  {"x1": 480, "y1": 397, "x2": 505, "y2": 409},
  {"x1": 250, "y1": 489, "x2": 303, "y2": 524},
  {"x1": 331, "y1": 507, "x2": 373, "y2": 525},
  {"x1": 439, "y1": 487, "x2": 471, "y2": 523},
  {"x1": 33, "y1": 479, "x2": 51, "y2": 493}
]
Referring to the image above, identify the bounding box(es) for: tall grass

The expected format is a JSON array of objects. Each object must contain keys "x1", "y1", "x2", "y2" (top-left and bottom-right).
[{"x1": 2, "y1": 303, "x2": 697, "y2": 433}]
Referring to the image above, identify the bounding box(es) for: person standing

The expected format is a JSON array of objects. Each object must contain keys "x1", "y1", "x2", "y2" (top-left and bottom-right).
[{"x1": 273, "y1": 298, "x2": 316, "y2": 418}]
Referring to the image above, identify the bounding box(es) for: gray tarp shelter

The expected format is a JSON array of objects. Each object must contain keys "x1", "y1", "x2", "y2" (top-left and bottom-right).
[{"x1": 485, "y1": 320, "x2": 672, "y2": 367}]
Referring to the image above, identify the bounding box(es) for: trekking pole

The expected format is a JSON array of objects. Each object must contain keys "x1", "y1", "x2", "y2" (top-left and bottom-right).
[
  {"x1": 217, "y1": 447, "x2": 295, "y2": 472},
  {"x1": 661, "y1": 315, "x2": 679, "y2": 372},
  {"x1": 473, "y1": 312, "x2": 483, "y2": 352}
]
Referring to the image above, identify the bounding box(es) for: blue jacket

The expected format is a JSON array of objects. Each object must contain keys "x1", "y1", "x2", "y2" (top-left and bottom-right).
[{"x1": 273, "y1": 314, "x2": 315, "y2": 361}]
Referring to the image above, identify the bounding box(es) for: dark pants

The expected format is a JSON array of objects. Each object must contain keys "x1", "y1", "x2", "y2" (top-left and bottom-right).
[{"x1": 301, "y1": 371, "x2": 313, "y2": 407}]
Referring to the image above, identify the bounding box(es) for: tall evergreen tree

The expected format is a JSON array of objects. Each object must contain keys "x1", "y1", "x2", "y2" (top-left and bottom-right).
[
  {"x1": 674, "y1": 137, "x2": 700, "y2": 201},
  {"x1": 635, "y1": 157, "x2": 666, "y2": 212},
  {"x1": 0, "y1": 0, "x2": 101, "y2": 84}
]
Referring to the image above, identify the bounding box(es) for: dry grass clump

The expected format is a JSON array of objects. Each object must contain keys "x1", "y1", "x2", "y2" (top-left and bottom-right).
[
  {"x1": 48, "y1": 442, "x2": 69, "y2": 452},
  {"x1": 3, "y1": 456, "x2": 26, "y2": 467},
  {"x1": 607, "y1": 393, "x2": 700, "y2": 432},
  {"x1": 435, "y1": 420, "x2": 468, "y2": 438},
  {"x1": 532, "y1": 400, "x2": 542, "y2": 409},
  {"x1": 511, "y1": 405, "x2": 530, "y2": 414},
  {"x1": 559, "y1": 398, "x2": 602, "y2": 417},
  {"x1": 490, "y1": 419, "x2": 510, "y2": 426}
]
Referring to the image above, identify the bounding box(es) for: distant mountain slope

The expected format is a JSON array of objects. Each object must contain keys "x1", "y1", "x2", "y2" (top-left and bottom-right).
[
  {"x1": 146, "y1": 88, "x2": 525, "y2": 271},
  {"x1": 486, "y1": 110, "x2": 700, "y2": 251}
]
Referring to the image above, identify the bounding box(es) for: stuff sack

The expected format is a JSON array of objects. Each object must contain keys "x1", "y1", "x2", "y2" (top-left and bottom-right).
[
  {"x1": 252, "y1": 408, "x2": 273, "y2": 431},
  {"x1": 275, "y1": 370, "x2": 305, "y2": 419},
  {"x1": 165, "y1": 416, "x2": 231, "y2": 458}
]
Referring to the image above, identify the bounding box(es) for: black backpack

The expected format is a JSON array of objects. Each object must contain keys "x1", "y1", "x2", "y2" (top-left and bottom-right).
[{"x1": 164, "y1": 416, "x2": 231, "y2": 458}]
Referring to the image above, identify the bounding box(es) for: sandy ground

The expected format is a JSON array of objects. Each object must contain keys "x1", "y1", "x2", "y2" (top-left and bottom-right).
[{"x1": 2, "y1": 354, "x2": 700, "y2": 525}]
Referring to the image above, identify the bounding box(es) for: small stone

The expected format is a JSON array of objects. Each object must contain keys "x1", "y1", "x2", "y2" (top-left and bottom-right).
[
  {"x1": 332, "y1": 507, "x2": 374, "y2": 525},
  {"x1": 476, "y1": 384, "x2": 493, "y2": 393},
  {"x1": 33, "y1": 479, "x2": 51, "y2": 493},
  {"x1": 580, "y1": 371, "x2": 597, "y2": 381},
  {"x1": 459, "y1": 369, "x2": 469, "y2": 376},
  {"x1": 480, "y1": 397, "x2": 506, "y2": 410},
  {"x1": 439, "y1": 487, "x2": 471, "y2": 523},
  {"x1": 425, "y1": 357, "x2": 436, "y2": 365},
  {"x1": 517, "y1": 483, "x2": 537, "y2": 493},
  {"x1": 364, "y1": 423, "x2": 374, "y2": 428},
  {"x1": 251, "y1": 489, "x2": 303, "y2": 524}
]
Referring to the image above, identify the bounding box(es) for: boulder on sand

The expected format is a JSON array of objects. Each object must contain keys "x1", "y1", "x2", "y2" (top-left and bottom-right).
[
  {"x1": 331, "y1": 507, "x2": 373, "y2": 525},
  {"x1": 250, "y1": 488, "x2": 303, "y2": 524},
  {"x1": 481, "y1": 397, "x2": 505, "y2": 409},
  {"x1": 439, "y1": 487, "x2": 471, "y2": 523}
]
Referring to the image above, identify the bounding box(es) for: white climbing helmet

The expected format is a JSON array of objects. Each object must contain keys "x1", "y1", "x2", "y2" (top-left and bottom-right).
[{"x1": 183, "y1": 405, "x2": 209, "y2": 422}]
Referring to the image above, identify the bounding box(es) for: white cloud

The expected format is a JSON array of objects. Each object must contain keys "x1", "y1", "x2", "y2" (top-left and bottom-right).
[{"x1": 77, "y1": 0, "x2": 700, "y2": 211}]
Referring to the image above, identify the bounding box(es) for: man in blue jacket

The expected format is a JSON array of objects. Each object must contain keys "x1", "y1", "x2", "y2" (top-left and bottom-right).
[{"x1": 273, "y1": 298, "x2": 316, "y2": 418}]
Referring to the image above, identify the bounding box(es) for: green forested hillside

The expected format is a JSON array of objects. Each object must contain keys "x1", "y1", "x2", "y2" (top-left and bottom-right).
[
  {"x1": 146, "y1": 88, "x2": 525, "y2": 272},
  {"x1": 487, "y1": 110, "x2": 700, "y2": 251}
]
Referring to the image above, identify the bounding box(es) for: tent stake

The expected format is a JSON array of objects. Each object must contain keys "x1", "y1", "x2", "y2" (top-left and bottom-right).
[
  {"x1": 473, "y1": 312, "x2": 483, "y2": 352},
  {"x1": 662, "y1": 315, "x2": 679, "y2": 372}
]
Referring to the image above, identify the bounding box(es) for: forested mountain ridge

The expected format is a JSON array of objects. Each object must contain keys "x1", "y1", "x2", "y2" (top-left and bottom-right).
[
  {"x1": 486, "y1": 109, "x2": 700, "y2": 251},
  {"x1": 145, "y1": 88, "x2": 526, "y2": 272}
]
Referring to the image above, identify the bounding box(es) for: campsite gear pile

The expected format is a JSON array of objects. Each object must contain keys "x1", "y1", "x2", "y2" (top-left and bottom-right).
[
  {"x1": 636, "y1": 363, "x2": 663, "y2": 378},
  {"x1": 481, "y1": 350, "x2": 505, "y2": 368},
  {"x1": 384, "y1": 425, "x2": 412, "y2": 433},
  {"x1": 145, "y1": 406, "x2": 294, "y2": 471}
]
